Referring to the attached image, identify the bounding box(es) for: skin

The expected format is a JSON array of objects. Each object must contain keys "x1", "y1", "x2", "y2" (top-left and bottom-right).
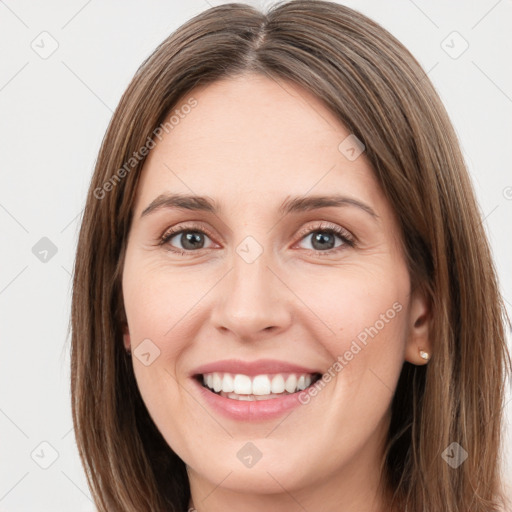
[{"x1": 121, "y1": 73, "x2": 432, "y2": 512}]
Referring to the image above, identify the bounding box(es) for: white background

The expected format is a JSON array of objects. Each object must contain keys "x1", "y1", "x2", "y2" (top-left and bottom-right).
[{"x1": 1, "y1": 1, "x2": 511, "y2": 510}]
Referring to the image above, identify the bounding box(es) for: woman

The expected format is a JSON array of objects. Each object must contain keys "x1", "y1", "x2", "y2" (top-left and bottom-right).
[{"x1": 70, "y1": 1, "x2": 511, "y2": 510}]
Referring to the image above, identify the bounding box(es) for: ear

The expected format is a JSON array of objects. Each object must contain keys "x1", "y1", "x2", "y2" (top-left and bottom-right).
[
  {"x1": 404, "y1": 288, "x2": 432, "y2": 365},
  {"x1": 122, "y1": 323, "x2": 131, "y2": 353}
]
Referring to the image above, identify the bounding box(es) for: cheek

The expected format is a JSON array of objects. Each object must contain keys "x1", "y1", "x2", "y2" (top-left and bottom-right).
[
  {"x1": 121, "y1": 259, "x2": 193, "y2": 410},
  {"x1": 292, "y1": 264, "x2": 410, "y2": 413},
  {"x1": 122, "y1": 263, "x2": 197, "y2": 451},
  {"x1": 295, "y1": 266, "x2": 408, "y2": 348},
  {"x1": 122, "y1": 259, "x2": 204, "y2": 355}
]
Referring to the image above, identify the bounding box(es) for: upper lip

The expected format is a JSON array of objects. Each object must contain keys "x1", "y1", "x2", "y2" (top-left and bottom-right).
[{"x1": 191, "y1": 359, "x2": 322, "y2": 377}]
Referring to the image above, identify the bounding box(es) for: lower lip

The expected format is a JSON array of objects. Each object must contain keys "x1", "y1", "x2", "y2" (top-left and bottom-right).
[{"x1": 192, "y1": 378, "x2": 308, "y2": 421}]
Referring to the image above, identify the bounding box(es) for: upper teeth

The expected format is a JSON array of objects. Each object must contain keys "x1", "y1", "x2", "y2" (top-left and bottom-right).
[{"x1": 202, "y1": 372, "x2": 313, "y2": 395}]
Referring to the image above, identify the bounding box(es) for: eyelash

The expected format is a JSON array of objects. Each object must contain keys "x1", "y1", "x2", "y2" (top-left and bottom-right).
[{"x1": 158, "y1": 221, "x2": 356, "y2": 256}]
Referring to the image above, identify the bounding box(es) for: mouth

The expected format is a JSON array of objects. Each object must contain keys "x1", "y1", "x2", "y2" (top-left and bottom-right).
[{"x1": 194, "y1": 371, "x2": 323, "y2": 401}]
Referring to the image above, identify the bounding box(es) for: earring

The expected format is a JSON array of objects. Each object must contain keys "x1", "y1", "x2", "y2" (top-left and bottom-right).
[
  {"x1": 419, "y1": 349, "x2": 430, "y2": 361},
  {"x1": 126, "y1": 347, "x2": 132, "y2": 356}
]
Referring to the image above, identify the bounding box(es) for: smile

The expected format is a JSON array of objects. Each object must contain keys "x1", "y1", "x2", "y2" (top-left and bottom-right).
[
  {"x1": 199, "y1": 372, "x2": 322, "y2": 401},
  {"x1": 190, "y1": 359, "x2": 324, "y2": 420}
]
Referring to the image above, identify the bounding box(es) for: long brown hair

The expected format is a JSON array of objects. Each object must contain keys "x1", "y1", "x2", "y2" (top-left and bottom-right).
[{"x1": 70, "y1": 1, "x2": 512, "y2": 510}]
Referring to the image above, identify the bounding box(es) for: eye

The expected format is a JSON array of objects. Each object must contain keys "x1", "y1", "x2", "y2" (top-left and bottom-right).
[
  {"x1": 158, "y1": 221, "x2": 355, "y2": 256},
  {"x1": 294, "y1": 221, "x2": 355, "y2": 254},
  {"x1": 159, "y1": 223, "x2": 217, "y2": 254}
]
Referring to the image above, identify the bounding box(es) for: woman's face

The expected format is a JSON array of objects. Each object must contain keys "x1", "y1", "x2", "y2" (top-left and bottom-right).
[{"x1": 121, "y1": 74, "x2": 429, "y2": 505}]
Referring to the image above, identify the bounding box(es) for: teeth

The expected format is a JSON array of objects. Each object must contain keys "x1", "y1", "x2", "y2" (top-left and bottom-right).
[
  {"x1": 284, "y1": 374, "x2": 297, "y2": 393},
  {"x1": 233, "y1": 374, "x2": 252, "y2": 394},
  {"x1": 271, "y1": 374, "x2": 285, "y2": 394},
  {"x1": 213, "y1": 373, "x2": 222, "y2": 392},
  {"x1": 220, "y1": 391, "x2": 286, "y2": 401},
  {"x1": 201, "y1": 372, "x2": 316, "y2": 397},
  {"x1": 222, "y1": 373, "x2": 234, "y2": 392},
  {"x1": 252, "y1": 375, "x2": 271, "y2": 395}
]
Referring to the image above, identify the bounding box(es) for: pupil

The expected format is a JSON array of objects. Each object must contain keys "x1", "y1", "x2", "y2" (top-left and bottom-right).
[
  {"x1": 182, "y1": 232, "x2": 204, "y2": 250},
  {"x1": 312, "y1": 231, "x2": 334, "y2": 250}
]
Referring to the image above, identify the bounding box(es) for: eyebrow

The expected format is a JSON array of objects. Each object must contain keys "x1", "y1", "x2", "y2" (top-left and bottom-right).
[{"x1": 140, "y1": 193, "x2": 378, "y2": 219}]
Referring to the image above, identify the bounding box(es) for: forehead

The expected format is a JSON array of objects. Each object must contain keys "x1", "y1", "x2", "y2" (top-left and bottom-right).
[{"x1": 132, "y1": 73, "x2": 380, "y2": 217}]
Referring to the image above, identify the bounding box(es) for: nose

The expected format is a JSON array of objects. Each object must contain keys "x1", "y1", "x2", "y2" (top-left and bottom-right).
[{"x1": 210, "y1": 249, "x2": 293, "y2": 342}]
